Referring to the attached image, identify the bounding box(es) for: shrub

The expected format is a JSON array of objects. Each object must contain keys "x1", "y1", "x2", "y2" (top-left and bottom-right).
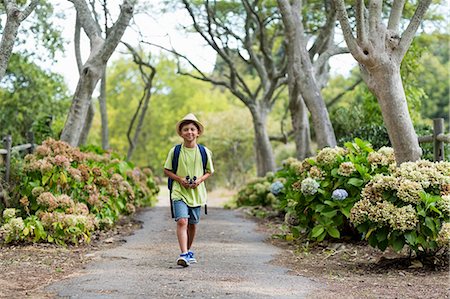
[
  {"x1": 235, "y1": 172, "x2": 279, "y2": 207},
  {"x1": 0, "y1": 138, "x2": 159, "y2": 245},
  {"x1": 276, "y1": 139, "x2": 395, "y2": 241},
  {"x1": 350, "y1": 160, "x2": 450, "y2": 256}
]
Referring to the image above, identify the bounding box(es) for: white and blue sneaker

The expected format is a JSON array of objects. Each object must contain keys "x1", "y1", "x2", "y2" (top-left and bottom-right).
[
  {"x1": 187, "y1": 250, "x2": 197, "y2": 263},
  {"x1": 177, "y1": 253, "x2": 190, "y2": 267}
]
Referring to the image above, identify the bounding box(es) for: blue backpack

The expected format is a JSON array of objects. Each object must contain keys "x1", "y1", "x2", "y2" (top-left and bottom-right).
[{"x1": 168, "y1": 144, "x2": 208, "y2": 218}]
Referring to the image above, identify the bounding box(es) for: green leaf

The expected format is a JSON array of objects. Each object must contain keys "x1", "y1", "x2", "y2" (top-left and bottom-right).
[
  {"x1": 404, "y1": 231, "x2": 417, "y2": 245},
  {"x1": 425, "y1": 217, "x2": 436, "y2": 233},
  {"x1": 378, "y1": 239, "x2": 389, "y2": 251},
  {"x1": 327, "y1": 227, "x2": 340, "y2": 239},
  {"x1": 317, "y1": 231, "x2": 327, "y2": 241},
  {"x1": 42, "y1": 174, "x2": 51, "y2": 185},
  {"x1": 376, "y1": 228, "x2": 388, "y2": 242},
  {"x1": 290, "y1": 226, "x2": 300, "y2": 238},
  {"x1": 391, "y1": 236, "x2": 405, "y2": 252},
  {"x1": 311, "y1": 226, "x2": 325, "y2": 238},
  {"x1": 321, "y1": 210, "x2": 337, "y2": 218},
  {"x1": 315, "y1": 204, "x2": 326, "y2": 212},
  {"x1": 324, "y1": 200, "x2": 338, "y2": 208},
  {"x1": 340, "y1": 206, "x2": 352, "y2": 218},
  {"x1": 348, "y1": 178, "x2": 364, "y2": 187}
]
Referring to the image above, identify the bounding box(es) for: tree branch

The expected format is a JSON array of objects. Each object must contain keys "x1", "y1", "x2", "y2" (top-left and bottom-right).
[
  {"x1": 327, "y1": 77, "x2": 363, "y2": 107},
  {"x1": 355, "y1": 0, "x2": 367, "y2": 43},
  {"x1": 387, "y1": 0, "x2": 406, "y2": 31},
  {"x1": 396, "y1": 0, "x2": 432, "y2": 59},
  {"x1": 368, "y1": 0, "x2": 382, "y2": 41},
  {"x1": 333, "y1": 0, "x2": 367, "y2": 63}
]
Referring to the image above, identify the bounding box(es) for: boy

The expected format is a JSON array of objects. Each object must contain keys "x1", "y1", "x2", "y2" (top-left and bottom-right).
[{"x1": 164, "y1": 113, "x2": 214, "y2": 267}]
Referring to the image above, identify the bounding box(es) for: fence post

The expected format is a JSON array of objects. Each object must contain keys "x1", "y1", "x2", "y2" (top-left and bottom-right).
[
  {"x1": 433, "y1": 118, "x2": 444, "y2": 162},
  {"x1": 27, "y1": 132, "x2": 35, "y2": 154},
  {"x1": 3, "y1": 135, "x2": 12, "y2": 183}
]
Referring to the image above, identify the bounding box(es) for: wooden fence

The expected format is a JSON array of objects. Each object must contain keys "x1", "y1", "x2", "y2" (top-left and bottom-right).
[
  {"x1": 0, "y1": 133, "x2": 35, "y2": 183},
  {"x1": 417, "y1": 118, "x2": 450, "y2": 162}
]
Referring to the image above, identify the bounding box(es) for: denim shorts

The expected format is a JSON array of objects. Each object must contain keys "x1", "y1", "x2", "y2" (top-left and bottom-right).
[{"x1": 173, "y1": 200, "x2": 201, "y2": 224}]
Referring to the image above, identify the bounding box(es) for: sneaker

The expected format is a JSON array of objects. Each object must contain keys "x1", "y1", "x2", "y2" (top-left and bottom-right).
[
  {"x1": 177, "y1": 253, "x2": 190, "y2": 267},
  {"x1": 187, "y1": 251, "x2": 197, "y2": 263}
]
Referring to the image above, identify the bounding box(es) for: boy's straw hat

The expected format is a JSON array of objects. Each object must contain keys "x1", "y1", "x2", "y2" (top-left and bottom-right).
[{"x1": 176, "y1": 113, "x2": 204, "y2": 136}]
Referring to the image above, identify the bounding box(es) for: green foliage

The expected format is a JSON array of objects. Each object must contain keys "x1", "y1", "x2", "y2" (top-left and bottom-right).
[
  {"x1": 414, "y1": 32, "x2": 449, "y2": 126},
  {"x1": 93, "y1": 54, "x2": 252, "y2": 188},
  {"x1": 351, "y1": 160, "x2": 450, "y2": 256},
  {"x1": 275, "y1": 139, "x2": 394, "y2": 242},
  {"x1": 201, "y1": 110, "x2": 256, "y2": 188},
  {"x1": 235, "y1": 172, "x2": 277, "y2": 207},
  {"x1": 0, "y1": 53, "x2": 70, "y2": 144},
  {"x1": 0, "y1": 139, "x2": 159, "y2": 245}
]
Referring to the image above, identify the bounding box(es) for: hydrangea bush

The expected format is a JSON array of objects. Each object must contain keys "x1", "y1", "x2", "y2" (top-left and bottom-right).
[
  {"x1": 351, "y1": 160, "x2": 450, "y2": 256},
  {"x1": 235, "y1": 172, "x2": 279, "y2": 207},
  {"x1": 0, "y1": 138, "x2": 159, "y2": 245},
  {"x1": 277, "y1": 139, "x2": 395, "y2": 241}
]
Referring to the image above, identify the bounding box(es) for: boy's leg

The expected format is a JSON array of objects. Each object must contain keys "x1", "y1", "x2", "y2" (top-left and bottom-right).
[
  {"x1": 173, "y1": 200, "x2": 191, "y2": 267},
  {"x1": 187, "y1": 223, "x2": 196, "y2": 250},
  {"x1": 176, "y1": 218, "x2": 189, "y2": 253},
  {"x1": 173, "y1": 201, "x2": 190, "y2": 252},
  {"x1": 186, "y1": 206, "x2": 201, "y2": 263}
]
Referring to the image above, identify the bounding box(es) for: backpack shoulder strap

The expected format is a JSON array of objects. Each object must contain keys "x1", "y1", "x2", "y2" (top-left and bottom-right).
[
  {"x1": 168, "y1": 144, "x2": 182, "y2": 191},
  {"x1": 197, "y1": 144, "x2": 208, "y2": 174}
]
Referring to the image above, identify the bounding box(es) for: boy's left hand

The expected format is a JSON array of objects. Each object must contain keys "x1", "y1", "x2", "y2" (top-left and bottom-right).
[{"x1": 190, "y1": 179, "x2": 202, "y2": 189}]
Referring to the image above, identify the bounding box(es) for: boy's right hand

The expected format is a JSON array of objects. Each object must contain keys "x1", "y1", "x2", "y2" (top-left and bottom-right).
[{"x1": 180, "y1": 177, "x2": 191, "y2": 188}]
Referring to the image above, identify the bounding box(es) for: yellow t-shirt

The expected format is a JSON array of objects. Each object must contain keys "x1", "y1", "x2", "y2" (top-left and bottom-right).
[{"x1": 164, "y1": 144, "x2": 214, "y2": 207}]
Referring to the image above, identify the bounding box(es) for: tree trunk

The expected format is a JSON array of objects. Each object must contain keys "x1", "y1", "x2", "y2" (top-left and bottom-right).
[
  {"x1": 78, "y1": 102, "x2": 94, "y2": 145},
  {"x1": 61, "y1": 48, "x2": 105, "y2": 146},
  {"x1": 366, "y1": 64, "x2": 421, "y2": 163},
  {"x1": 60, "y1": 0, "x2": 135, "y2": 146},
  {"x1": 0, "y1": 1, "x2": 38, "y2": 80},
  {"x1": 249, "y1": 103, "x2": 276, "y2": 176},
  {"x1": 333, "y1": 0, "x2": 431, "y2": 163},
  {"x1": 278, "y1": 0, "x2": 337, "y2": 150},
  {"x1": 99, "y1": 69, "x2": 110, "y2": 150},
  {"x1": 290, "y1": 94, "x2": 311, "y2": 160}
]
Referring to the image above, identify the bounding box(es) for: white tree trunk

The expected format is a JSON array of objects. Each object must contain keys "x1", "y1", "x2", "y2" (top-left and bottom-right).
[
  {"x1": 249, "y1": 103, "x2": 276, "y2": 176},
  {"x1": 290, "y1": 94, "x2": 311, "y2": 160},
  {"x1": 99, "y1": 69, "x2": 110, "y2": 150},
  {"x1": 278, "y1": 0, "x2": 337, "y2": 150},
  {"x1": 78, "y1": 102, "x2": 94, "y2": 145},
  {"x1": 367, "y1": 64, "x2": 421, "y2": 162},
  {"x1": 61, "y1": 0, "x2": 135, "y2": 146}
]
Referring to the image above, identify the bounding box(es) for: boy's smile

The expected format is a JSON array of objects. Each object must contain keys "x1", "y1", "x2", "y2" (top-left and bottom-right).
[{"x1": 180, "y1": 123, "x2": 199, "y2": 144}]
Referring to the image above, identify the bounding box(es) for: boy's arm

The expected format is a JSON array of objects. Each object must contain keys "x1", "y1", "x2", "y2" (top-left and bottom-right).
[
  {"x1": 191, "y1": 171, "x2": 212, "y2": 188},
  {"x1": 164, "y1": 168, "x2": 190, "y2": 188}
]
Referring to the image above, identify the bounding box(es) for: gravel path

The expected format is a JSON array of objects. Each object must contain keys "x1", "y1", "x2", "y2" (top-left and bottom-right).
[{"x1": 46, "y1": 190, "x2": 319, "y2": 298}]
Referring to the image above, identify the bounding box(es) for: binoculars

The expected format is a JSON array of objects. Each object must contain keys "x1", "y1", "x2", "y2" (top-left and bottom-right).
[{"x1": 186, "y1": 175, "x2": 197, "y2": 185}]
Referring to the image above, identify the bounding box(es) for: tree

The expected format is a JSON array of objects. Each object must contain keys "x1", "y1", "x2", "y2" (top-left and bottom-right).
[
  {"x1": 176, "y1": 0, "x2": 287, "y2": 176},
  {"x1": 0, "y1": 53, "x2": 70, "y2": 143},
  {"x1": 0, "y1": 0, "x2": 38, "y2": 80},
  {"x1": 122, "y1": 42, "x2": 156, "y2": 161},
  {"x1": 60, "y1": 0, "x2": 135, "y2": 146},
  {"x1": 333, "y1": 0, "x2": 432, "y2": 163},
  {"x1": 277, "y1": 0, "x2": 342, "y2": 159}
]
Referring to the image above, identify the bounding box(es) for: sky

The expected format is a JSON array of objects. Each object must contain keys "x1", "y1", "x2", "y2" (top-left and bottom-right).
[{"x1": 50, "y1": 1, "x2": 358, "y2": 93}]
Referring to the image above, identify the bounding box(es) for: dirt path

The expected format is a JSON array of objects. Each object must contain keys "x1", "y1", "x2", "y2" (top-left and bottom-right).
[{"x1": 45, "y1": 189, "x2": 319, "y2": 298}]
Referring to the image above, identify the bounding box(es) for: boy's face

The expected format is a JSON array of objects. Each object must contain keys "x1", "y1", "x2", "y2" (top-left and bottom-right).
[{"x1": 180, "y1": 123, "x2": 200, "y2": 141}]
